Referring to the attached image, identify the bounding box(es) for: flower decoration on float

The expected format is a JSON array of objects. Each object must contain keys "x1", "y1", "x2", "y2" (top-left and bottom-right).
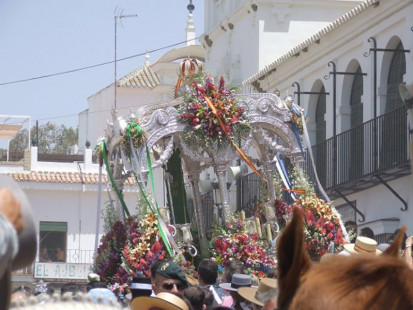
[
  {"x1": 244, "y1": 268, "x2": 267, "y2": 281},
  {"x1": 264, "y1": 166, "x2": 346, "y2": 261},
  {"x1": 93, "y1": 220, "x2": 128, "y2": 285},
  {"x1": 93, "y1": 212, "x2": 172, "y2": 286},
  {"x1": 122, "y1": 213, "x2": 167, "y2": 278},
  {"x1": 210, "y1": 214, "x2": 276, "y2": 276},
  {"x1": 272, "y1": 168, "x2": 346, "y2": 261},
  {"x1": 177, "y1": 68, "x2": 250, "y2": 148}
]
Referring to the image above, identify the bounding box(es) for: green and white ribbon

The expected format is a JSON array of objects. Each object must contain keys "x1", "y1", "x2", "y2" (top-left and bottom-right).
[
  {"x1": 100, "y1": 141, "x2": 130, "y2": 217},
  {"x1": 125, "y1": 122, "x2": 179, "y2": 258}
]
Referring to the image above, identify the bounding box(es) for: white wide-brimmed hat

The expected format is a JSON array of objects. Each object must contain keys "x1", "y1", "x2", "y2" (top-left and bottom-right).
[
  {"x1": 238, "y1": 278, "x2": 278, "y2": 306},
  {"x1": 343, "y1": 236, "x2": 382, "y2": 255},
  {"x1": 219, "y1": 274, "x2": 256, "y2": 291},
  {"x1": 131, "y1": 292, "x2": 189, "y2": 310}
]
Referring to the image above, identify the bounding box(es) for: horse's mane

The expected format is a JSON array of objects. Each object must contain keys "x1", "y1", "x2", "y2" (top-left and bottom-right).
[{"x1": 276, "y1": 207, "x2": 413, "y2": 310}]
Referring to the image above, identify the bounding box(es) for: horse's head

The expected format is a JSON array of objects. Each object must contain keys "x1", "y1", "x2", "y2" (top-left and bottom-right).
[{"x1": 276, "y1": 206, "x2": 413, "y2": 310}]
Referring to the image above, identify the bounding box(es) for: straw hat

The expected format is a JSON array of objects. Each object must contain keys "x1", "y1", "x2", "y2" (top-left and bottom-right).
[
  {"x1": 131, "y1": 292, "x2": 189, "y2": 310},
  {"x1": 238, "y1": 278, "x2": 278, "y2": 307},
  {"x1": 219, "y1": 274, "x2": 255, "y2": 291},
  {"x1": 343, "y1": 236, "x2": 382, "y2": 255}
]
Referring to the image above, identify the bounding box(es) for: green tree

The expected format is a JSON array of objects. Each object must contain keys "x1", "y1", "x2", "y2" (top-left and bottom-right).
[
  {"x1": 8, "y1": 129, "x2": 29, "y2": 155},
  {"x1": 9, "y1": 122, "x2": 78, "y2": 154}
]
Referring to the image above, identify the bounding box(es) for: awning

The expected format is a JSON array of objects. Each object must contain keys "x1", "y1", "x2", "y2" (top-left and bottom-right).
[
  {"x1": 0, "y1": 124, "x2": 23, "y2": 139},
  {"x1": 0, "y1": 115, "x2": 30, "y2": 142}
]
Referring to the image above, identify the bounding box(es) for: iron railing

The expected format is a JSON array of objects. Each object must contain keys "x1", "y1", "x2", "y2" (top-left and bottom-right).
[
  {"x1": 200, "y1": 191, "x2": 215, "y2": 231},
  {"x1": 0, "y1": 149, "x2": 24, "y2": 162},
  {"x1": 239, "y1": 172, "x2": 262, "y2": 217},
  {"x1": 304, "y1": 105, "x2": 409, "y2": 189},
  {"x1": 38, "y1": 248, "x2": 95, "y2": 264},
  {"x1": 236, "y1": 106, "x2": 409, "y2": 208}
]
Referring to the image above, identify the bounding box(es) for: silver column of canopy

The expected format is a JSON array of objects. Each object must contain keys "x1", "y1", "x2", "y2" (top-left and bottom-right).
[{"x1": 184, "y1": 160, "x2": 208, "y2": 255}]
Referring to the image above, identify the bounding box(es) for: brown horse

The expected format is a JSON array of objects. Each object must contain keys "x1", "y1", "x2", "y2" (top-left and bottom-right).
[{"x1": 276, "y1": 206, "x2": 413, "y2": 310}]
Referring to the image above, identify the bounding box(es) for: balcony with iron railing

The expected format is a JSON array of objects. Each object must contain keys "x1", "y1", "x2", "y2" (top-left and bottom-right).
[
  {"x1": 233, "y1": 106, "x2": 410, "y2": 210},
  {"x1": 303, "y1": 105, "x2": 410, "y2": 199}
]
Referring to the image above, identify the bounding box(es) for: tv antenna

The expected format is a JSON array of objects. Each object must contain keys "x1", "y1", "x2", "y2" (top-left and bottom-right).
[{"x1": 114, "y1": 7, "x2": 137, "y2": 109}]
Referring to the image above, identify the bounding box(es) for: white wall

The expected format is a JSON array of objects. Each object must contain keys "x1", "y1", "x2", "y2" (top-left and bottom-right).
[
  {"x1": 242, "y1": 0, "x2": 413, "y2": 235},
  {"x1": 22, "y1": 184, "x2": 139, "y2": 254},
  {"x1": 203, "y1": 0, "x2": 363, "y2": 84},
  {"x1": 344, "y1": 176, "x2": 412, "y2": 235}
]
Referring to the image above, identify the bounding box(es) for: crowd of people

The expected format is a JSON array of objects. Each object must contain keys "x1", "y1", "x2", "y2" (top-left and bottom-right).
[
  {"x1": 8, "y1": 258, "x2": 278, "y2": 310},
  {"x1": 1, "y1": 179, "x2": 412, "y2": 310}
]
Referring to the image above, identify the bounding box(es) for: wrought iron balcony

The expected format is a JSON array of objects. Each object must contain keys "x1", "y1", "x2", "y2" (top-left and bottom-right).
[{"x1": 304, "y1": 105, "x2": 410, "y2": 199}]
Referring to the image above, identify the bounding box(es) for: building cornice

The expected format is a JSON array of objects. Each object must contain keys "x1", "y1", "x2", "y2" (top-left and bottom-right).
[{"x1": 242, "y1": 0, "x2": 380, "y2": 87}]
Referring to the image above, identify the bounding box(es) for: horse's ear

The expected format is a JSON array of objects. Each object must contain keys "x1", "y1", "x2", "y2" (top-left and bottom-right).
[
  {"x1": 383, "y1": 226, "x2": 407, "y2": 257},
  {"x1": 276, "y1": 205, "x2": 312, "y2": 310}
]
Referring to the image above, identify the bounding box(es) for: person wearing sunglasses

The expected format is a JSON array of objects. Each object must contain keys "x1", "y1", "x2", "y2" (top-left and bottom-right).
[{"x1": 153, "y1": 261, "x2": 189, "y2": 297}]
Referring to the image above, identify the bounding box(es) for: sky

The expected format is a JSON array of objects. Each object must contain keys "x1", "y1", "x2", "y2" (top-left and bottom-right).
[{"x1": 0, "y1": 0, "x2": 204, "y2": 137}]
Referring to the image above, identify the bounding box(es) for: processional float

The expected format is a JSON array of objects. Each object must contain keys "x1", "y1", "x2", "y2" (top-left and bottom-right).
[{"x1": 97, "y1": 59, "x2": 344, "y2": 258}]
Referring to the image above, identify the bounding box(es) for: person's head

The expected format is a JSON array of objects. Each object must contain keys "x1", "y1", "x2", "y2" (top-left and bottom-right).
[
  {"x1": 131, "y1": 276, "x2": 152, "y2": 300},
  {"x1": 184, "y1": 286, "x2": 206, "y2": 310},
  {"x1": 11, "y1": 286, "x2": 32, "y2": 303},
  {"x1": 86, "y1": 273, "x2": 107, "y2": 292},
  {"x1": 229, "y1": 290, "x2": 246, "y2": 307},
  {"x1": 221, "y1": 260, "x2": 244, "y2": 284},
  {"x1": 151, "y1": 258, "x2": 166, "y2": 284},
  {"x1": 10, "y1": 292, "x2": 122, "y2": 310},
  {"x1": 202, "y1": 288, "x2": 214, "y2": 310},
  {"x1": 153, "y1": 261, "x2": 188, "y2": 297},
  {"x1": 60, "y1": 282, "x2": 80, "y2": 296},
  {"x1": 344, "y1": 221, "x2": 357, "y2": 243},
  {"x1": 360, "y1": 227, "x2": 375, "y2": 239},
  {"x1": 197, "y1": 259, "x2": 218, "y2": 286},
  {"x1": 86, "y1": 280, "x2": 107, "y2": 292},
  {"x1": 219, "y1": 274, "x2": 253, "y2": 306},
  {"x1": 265, "y1": 268, "x2": 277, "y2": 279},
  {"x1": 238, "y1": 278, "x2": 278, "y2": 310}
]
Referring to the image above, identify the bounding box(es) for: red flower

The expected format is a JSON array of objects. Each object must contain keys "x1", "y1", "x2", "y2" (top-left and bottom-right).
[{"x1": 326, "y1": 222, "x2": 335, "y2": 231}]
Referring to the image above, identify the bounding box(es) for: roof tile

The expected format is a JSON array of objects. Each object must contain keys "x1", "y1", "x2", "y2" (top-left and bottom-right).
[
  {"x1": 118, "y1": 64, "x2": 161, "y2": 89},
  {"x1": 6, "y1": 171, "x2": 136, "y2": 185}
]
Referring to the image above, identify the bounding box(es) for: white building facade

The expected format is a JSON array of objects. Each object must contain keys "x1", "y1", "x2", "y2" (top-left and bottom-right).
[
  {"x1": 1, "y1": 148, "x2": 139, "y2": 288},
  {"x1": 202, "y1": 0, "x2": 363, "y2": 84},
  {"x1": 239, "y1": 0, "x2": 413, "y2": 237}
]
